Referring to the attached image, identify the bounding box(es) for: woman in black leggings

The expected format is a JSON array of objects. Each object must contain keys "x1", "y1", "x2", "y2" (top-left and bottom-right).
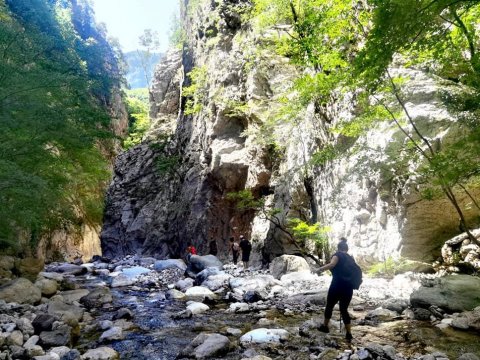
[{"x1": 317, "y1": 238, "x2": 354, "y2": 341}]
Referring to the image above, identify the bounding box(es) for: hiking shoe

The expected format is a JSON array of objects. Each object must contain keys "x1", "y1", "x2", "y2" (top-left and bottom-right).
[
  {"x1": 318, "y1": 325, "x2": 329, "y2": 333},
  {"x1": 345, "y1": 332, "x2": 353, "y2": 342}
]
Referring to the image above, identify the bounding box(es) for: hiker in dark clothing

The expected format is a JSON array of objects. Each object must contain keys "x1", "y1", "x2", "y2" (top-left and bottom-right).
[
  {"x1": 209, "y1": 238, "x2": 218, "y2": 256},
  {"x1": 239, "y1": 235, "x2": 252, "y2": 270},
  {"x1": 317, "y1": 237, "x2": 354, "y2": 341},
  {"x1": 229, "y1": 236, "x2": 240, "y2": 265}
]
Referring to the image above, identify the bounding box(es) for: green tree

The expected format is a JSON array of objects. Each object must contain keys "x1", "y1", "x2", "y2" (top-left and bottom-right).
[{"x1": 0, "y1": 0, "x2": 122, "y2": 253}]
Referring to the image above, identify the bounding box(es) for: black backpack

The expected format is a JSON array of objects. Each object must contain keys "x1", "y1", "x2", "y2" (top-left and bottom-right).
[{"x1": 340, "y1": 253, "x2": 363, "y2": 290}]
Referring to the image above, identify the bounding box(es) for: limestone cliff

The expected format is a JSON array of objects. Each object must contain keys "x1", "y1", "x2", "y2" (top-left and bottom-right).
[{"x1": 101, "y1": 0, "x2": 480, "y2": 265}]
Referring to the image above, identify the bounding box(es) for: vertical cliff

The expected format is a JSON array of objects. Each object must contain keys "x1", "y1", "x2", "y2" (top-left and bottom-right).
[{"x1": 101, "y1": 0, "x2": 480, "y2": 264}]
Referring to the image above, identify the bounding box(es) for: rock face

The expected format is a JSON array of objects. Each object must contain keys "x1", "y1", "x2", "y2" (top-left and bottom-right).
[
  {"x1": 100, "y1": 0, "x2": 480, "y2": 265},
  {"x1": 410, "y1": 275, "x2": 480, "y2": 312}
]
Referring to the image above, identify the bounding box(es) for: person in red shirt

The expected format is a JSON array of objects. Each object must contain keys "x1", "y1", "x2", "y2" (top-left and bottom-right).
[{"x1": 186, "y1": 243, "x2": 197, "y2": 262}]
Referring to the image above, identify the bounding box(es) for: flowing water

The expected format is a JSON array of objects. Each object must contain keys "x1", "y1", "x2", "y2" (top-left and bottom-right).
[{"x1": 71, "y1": 274, "x2": 480, "y2": 360}]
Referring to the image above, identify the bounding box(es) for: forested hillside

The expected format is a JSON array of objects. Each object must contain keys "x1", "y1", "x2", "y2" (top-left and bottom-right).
[{"x1": 0, "y1": 0, "x2": 126, "y2": 257}]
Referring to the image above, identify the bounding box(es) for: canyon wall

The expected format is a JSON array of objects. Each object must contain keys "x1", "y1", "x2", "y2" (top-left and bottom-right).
[{"x1": 101, "y1": 0, "x2": 480, "y2": 265}]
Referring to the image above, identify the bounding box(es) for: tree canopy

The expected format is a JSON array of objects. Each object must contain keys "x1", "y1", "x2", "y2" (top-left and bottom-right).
[{"x1": 0, "y1": 0, "x2": 124, "y2": 253}]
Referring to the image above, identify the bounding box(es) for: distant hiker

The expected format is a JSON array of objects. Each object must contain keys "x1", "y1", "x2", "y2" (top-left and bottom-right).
[
  {"x1": 186, "y1": 243, "x2": 197, "y2": 261},
  {"x1": 209, "y1": 238, "x2": 218, "y2": 256},
  {"x1": 239, "y1": 235, "x2": 252, "y2": 270},
  {"x1": 317, "y1": 237, "x2": 362, "y2": 342},
  {"x1": 229, "y1": 236, "x2": 240, "y2": 265}
]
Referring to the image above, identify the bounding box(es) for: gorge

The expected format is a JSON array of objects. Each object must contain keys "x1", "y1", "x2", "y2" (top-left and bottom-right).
[{"x1": 1, "y1": 0, "x2": 480, "y2": 359}]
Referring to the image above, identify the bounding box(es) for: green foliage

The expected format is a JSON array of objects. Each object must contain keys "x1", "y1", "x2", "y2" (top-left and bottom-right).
[
  {"x1": 183, "y1": 66, "x2": 208, "y2": 115},
  {"x1": 0, "y1": 0, "x2": 122, "y2": 252},
  {"x1": 149, "y1": 135, "x2": 180, "y2": 176},
  {"x1": 123, "y1": 89, "x2": 150, "y2": 149},
  {"x1": 288, "y1": 218, "x2": 330, "y2": 256},
  {"x1": 226, "y1": 190, "x2": 265, "y2": 211}
]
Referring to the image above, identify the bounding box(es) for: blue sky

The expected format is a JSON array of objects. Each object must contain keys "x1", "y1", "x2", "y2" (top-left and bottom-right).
[{"x1": 91, "y1": 0, "x2": 179, "y2": 52}]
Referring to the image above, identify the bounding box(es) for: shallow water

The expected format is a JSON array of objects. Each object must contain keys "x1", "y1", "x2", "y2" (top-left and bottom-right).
[{"x1": 73, "y1": 276, "x2": 480, "y2": 360}]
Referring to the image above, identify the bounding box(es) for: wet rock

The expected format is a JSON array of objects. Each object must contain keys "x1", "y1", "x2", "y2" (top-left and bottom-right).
[
  {"x1": 33, "y1": 314, "x2": 56, "y2": 333},
  {"x1": 175, "y1": 278, "x2": 194, "y2": 291},
  {"x1": 365, "y1": 343, "x2": 385, "y2": 358},
  {"x1": 40, "y1": 272, "x2": 65, "y2": 282},
  {"x1": 366, "y1": 308, "x2": 399, "y2": 322},
  {"x1": 48, "y1": 301, "x2": 84, "y2": 325},
  {"x1": 185, "y1": 286, "x2": 217, "y2": 301},
  {"x1": 356, "y1": 348, "x2": 370, "y2": 360},
  {"x1": 35, "y1": 278, "x2": 58, "y2": 297},
  {"x1": 270, "y1": 255, "x2": 310, "y2": 279},
  {"x1": 382, "y1": 298, "x2": 409, "y2": 313},
  {"x1": 110, "y1": 274, "x2": 135, "y2": 288},
  {"x1": 166, "y1": 289, "x2": 186, "y2": 300},
  {"x1": 40, "y1": 325, "x2": 71, "y2": 347},
  {"x1": 227, "y1": 302, "x2": 250, "y2": 313},
  {"x1": 153, "y1": 259, "x2": 187, "y2": 272},
  {"x1": 229, "y1": 275, "x2": 279, "y2": 294},
  {"x1": 243, "y1": 290, "x2": 265, "y2": 303},
  {"x1": 121, "y1": 266, "x2": 151, "y2": 279},
  {"x1": 410, "y1": 275, "x2": 480, "y2": 312},
  {"x1": 187, "y1": 255, "x2": 223, "y2": 275},
  {"x1": 59, "y1": 349, "x2": 81, "y2": 360},
  {"x1": 240, "y1": 328, "x2": 290, "y2": 344},
  {"x1": 195, "y1": 267, "x2": 221, "y2": 285},
  {"x1": 285, "y1": 290, "x2": 328, "y2": 306},
  {"x1": 60, "y1": 289, "x2": 90, "y2": 304},
  {"x1": 187, "y1": 302, "x2": 210, "y2": 315},
  {"x1": 48, "y1": 264, "x2": 87, "y2": 276},
  {"x1": 99, "y1": 327, "x2": 124, "y2": 342},
  {"x1": 451, "y1": 317, "x2": 470, "y2": 330},
  {"x1": 413, "y1": 307, "x2": 432, "y2": 321},
  {"x1": 14, "y1": 257, "x2": 44, "y2": 281},
  {"x1": 112, "y1": 308, "x2": 133, "y2": 320},
  {"x1": 80, "y1": 287, "x2": 113, "y2": 309},
  {"x1": 201, "y1": 273, "x2": 232, "y2": 291},
  {"x1": 80, "y1": 347, "x2": 119, "y2": 360},
  {"x1": 184, "y1": 333, "x2": 231, "y2": 359},
  {"x1": 49, "y1": 346, "x2": 71, "y2": 358},
  {"x1": 0, "y1": 278, "x2": 41, "y2": 304}
]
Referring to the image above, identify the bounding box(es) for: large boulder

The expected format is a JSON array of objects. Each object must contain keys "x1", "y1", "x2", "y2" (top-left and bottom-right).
[
  {"x1": 14, "y1": 257, "x2": 44, "y2": 281},
  {"x1": 229, "y1": 275, "x2": 279, "y2": 294},
  {"x1": 185, "y1": 286, "x2": 217, "y2": 301},
  {"x1": 48, "y1": 301, "x2": 84, "y2": 325},
  {"x1": 39, "y1": 325, "x2": 71, "y2": 347},
  {"x1": 80, "y1": 287, "x2": 113, "y2": 309},
  {"x1": 240, "y1": 328, "x2": 290, "y2": 344},
  {"x1": 48, "y1": 263, "x2": 87, "y2": 276},
  {"x1": 187, "y1": 255, "x2": 223, "y2": 275},
  {"x1": 181, "y1": 333, "x2": 231, "y2": 359},
  {"x1": 269, "y1": 255, "x2": 310, "y2": 279},
  {"x1": 0, "y1": 278, "x2": 41, "y2": 304},
  {"x1": 154, "y1": 259, "x2": 187, "y2": 272},
  {"x1": 410, "y1": 275, "x2": 480, "y2": 312},
  {"x1": 35, "y1": 278, "x2": 58, "y2": 297}
]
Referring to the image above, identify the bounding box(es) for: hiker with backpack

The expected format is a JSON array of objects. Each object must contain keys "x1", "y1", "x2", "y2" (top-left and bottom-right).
[
  {"x1": 317, "y1": 237, "x2": 362, "y2": 342},
  {"x1": 239, "y1": 235, "x2": 252, "y2": 270},
  {"x1": 229, "y1": 236, "x2": 240, "y2": 265}
]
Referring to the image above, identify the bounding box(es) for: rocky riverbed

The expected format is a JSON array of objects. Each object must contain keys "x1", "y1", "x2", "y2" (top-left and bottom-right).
[{"x1": 0, "y1": 254, "x2": 479, "y2": 360}]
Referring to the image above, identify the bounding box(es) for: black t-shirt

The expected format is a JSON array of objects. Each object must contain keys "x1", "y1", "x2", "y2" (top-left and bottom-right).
[
  {"x1": 239, "y1": 239, "x2": 251, "y2": 253},
  {"x1": 330, "y1": 252, "x2": 351, "y2": 286}
]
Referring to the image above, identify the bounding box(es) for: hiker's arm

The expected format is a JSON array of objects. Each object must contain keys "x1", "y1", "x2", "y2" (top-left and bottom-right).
[{"x1": 317, "y1": 255, "x2": 339, "y2": 273}]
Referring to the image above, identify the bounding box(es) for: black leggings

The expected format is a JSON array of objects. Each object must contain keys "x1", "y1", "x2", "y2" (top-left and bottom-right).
[{"x1": 324, "y1": 282, "x2": 353, "y2": 325}]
